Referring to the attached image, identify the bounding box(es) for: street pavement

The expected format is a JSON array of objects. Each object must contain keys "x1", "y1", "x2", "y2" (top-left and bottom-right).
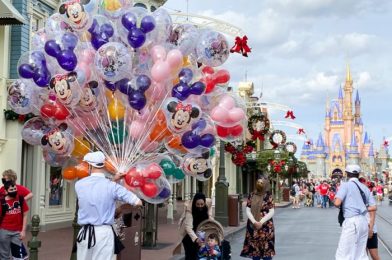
[{"x1": 229, "y1": 203, "x2": 392, "y2": 260}]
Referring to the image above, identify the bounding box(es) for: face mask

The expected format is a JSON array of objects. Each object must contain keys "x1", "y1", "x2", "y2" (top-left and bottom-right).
[
  {"x1": 8, "y1": 191, "x2": 17, "y2": 198},
  {"x1": 1, "y1": 178, "x2": 6, "y2": 184},
  {"x1": 197, "y1": 207, "x2": 205, "y2": 212}
]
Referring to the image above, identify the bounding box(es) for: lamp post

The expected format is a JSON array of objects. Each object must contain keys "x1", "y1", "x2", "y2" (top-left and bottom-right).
[
  {"x1": 273, "y1": 149, "x2": 281, "y2": 203},
  {"x1": 215, "y1": 141, "x2": 229, "y2": 226}
]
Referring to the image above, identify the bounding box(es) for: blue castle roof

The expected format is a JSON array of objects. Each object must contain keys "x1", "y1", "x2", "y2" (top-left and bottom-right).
[
  {"x1": 355, "y1": 89, "x2": 360, "y2": 104},
  {"x1": 338, "y1": 86, "x2": 343, "y2": 99}
]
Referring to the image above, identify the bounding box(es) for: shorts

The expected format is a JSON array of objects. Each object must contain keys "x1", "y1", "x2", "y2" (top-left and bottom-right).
[{"x1": 367, "y1": 232, "x2": 378, "y2": 249}]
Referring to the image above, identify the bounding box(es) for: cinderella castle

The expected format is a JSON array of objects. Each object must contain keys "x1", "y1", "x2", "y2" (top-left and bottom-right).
[{"x1": 301, "y1": 65, "x2": 389, "y2": 178}]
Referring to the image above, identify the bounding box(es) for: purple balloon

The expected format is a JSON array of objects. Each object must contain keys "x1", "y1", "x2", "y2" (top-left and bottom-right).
[
  {"x1": 122, "y1": 12, "x2": 137, "y2": 30},
  {"x1": 128, "y1": 91, "x2": 146, "y2": 110},
  {"x1": 140, "y1": 15, "x2": 155, "y2": 33},
  {"x1": 127, "y1": 28, "x2": 146, "y2": 48},
  {"x1": 172, "y1": 83, "x2": 190, "y2": 101},
  {"x1": 181, "y1": 132, "x2": 201, "y2": 149},
  {"x1": 88, "y1": 19, "x2": 114, "y2": 50},
  {"x1": 190, "y1": 82, "x2": 205, "y2": 95},
  {"x1": 44, "y1": 33, "x2": 78, "y2": 71},
  {"x1": 116, "y1": 78, "x2": 132, "y2": 95},
  {"x1": 136, "y1": 75, "x2": 151, "y2": 92},
  {"x1": 18, "y1": 64, "x2": 35, "y2": 78},
  {"x1": 58, "y1": 50, "x2": 77, "y2": 71},
  {"x1": 104, "y1": 80, "x2": 117, "y2": 91},
  {"x1": 158, "y1": 187, "x2": 171, "y2": 199},
  {"x1": 179, "y1": 68, "x2": 193, "y2": 83},
  {"x1": 62, "y1": 33, "x2": 78, "y2": 49},
  {"x1": 192, "y1": 118, "x2": 207, "y2": 131},
  {"x1": 18, "y1": 51, "x2": 51, "y2": 87},
  {"x1": 200, "y1": 134, "x2": 215, "y2": 148},
  {"x1": 44, "y1": 40, "x2": 61, "y2": 57}
]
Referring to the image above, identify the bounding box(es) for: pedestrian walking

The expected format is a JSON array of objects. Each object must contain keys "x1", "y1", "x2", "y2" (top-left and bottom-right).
[
  {"x1": 291, "y1": 181, "x2": 300, "y2": 209},
  {"x1": 175, "y1": 192, "x2": 213, "y2": 260},
  {"x1": 241, "y1": 177, "x2": 275, "y2": 260},
  {"x1": 334, "y1": 164, "x2": 377, "y2": 260},
  {"x1": 75, "y1": 151, "x2": 143, "y2": 260},
  {"x1": 319, "y1": 180, "x2": 330, "y2": 208},
  {"x1": 0, "y1": 169, "x2": 33, "y2": 201},
  {"x1": 0, "y1": 180, "x2": 29, "y2": 260}
]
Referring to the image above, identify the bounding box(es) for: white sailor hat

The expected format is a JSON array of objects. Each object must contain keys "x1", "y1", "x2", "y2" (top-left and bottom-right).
[
  {"x1": 345, "y1": 164, "x2": 361, "y2": 174},
  {"x1": 83, "y1": 151, "x2": 105, "y2": 168}
]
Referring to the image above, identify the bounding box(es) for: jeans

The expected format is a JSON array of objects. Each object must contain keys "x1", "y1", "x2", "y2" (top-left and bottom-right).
[
  {"x1": 322, "y1": 195, "x2": 329, "y2": 208},
  {"x1": 252, "y1": 257, "x2": 273, "y2": 260}
]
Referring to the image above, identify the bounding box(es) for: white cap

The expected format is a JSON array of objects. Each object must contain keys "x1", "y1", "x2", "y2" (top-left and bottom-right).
[
  {"x1": 345, "y1": 164, "x2": 361, "y2": 174},
  {"x1": 83, "y1": 151, "x2": 105, "y2": 168}
]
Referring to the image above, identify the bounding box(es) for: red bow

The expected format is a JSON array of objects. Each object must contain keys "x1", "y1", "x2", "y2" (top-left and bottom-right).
[
  {"x1": 230, "y1": 35, "x2": 251, "y2": 57},
  {"x1": 175, "y1": 102, "x2": 192, "y2": 112},
  {"x1": 270, "y1": 160, "x2": 285, "y2": 173},
  {"x1": 298, "y1": 128, "x2": 306, "y2": 135},
  {"x1": 305, "y1": 140, "x2": 311, "y2": 145},
  {"x1": 285, "y1": 110, "x2": 296, "y2": 120},
  {"x1": 54, "y1": 74, "x2": 68, "y2": 82},
  {"x1": 64, "y1": 0, "x2": 81, "y2": 8},
  {"x1": 252, "y1": 131, "x2": 265, "y2": 141},
  {"x1": 384, "y1": 140, "x2": 389, "y2": 148}
]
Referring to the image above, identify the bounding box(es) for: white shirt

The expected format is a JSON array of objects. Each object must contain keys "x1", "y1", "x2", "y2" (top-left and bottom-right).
[{"x1": 75, "y1": 172, "x2": 141, "y2": 225}]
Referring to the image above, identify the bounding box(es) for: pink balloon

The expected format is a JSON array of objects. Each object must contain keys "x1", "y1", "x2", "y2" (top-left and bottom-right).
[
  {"x1": 129, "y1": 120, "x2": 145, "y2": 139},
  {"x1": 151, "y1": 45, "x2": 166, "y2": 62},
  {"x1": 166, "y1": 49, "x2": 183, "y2": 68},
  {"x1": 140, "y1": 139, "x2": 159, "y2": 152},
  {"x1": 228, "y1": 108, "x2": 245, "y2": 123},
  {"x1": 137, "y1": 107, "x2": 151, "y2": 121},
  {"x1": 211, "y1": 107, "x2": 227, "y2": 122},
  {"x1": 148, "y1": 81, "x2": 167, "y2": 101},
  {"x1": 219, "y1": 95, "x2": 235, "y2": 109},
  {"x1": 151, "y1": 61, "x2": 170, "y2": 82}
]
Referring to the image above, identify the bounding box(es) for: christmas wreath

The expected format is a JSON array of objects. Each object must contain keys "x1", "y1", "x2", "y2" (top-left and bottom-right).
[
  {"x1": 269, "y1": 130, "x2": 286, "y2": 148},
  {"x1": 248, "y1": 114, "x2": 270, "y2": 141},
  {"x1": 3, "y1": 109, "x2": 36, "y2": 123},
  {"x1": 284, "y1": 142, "x2": 297, "y2": 154},
  {"x1": 224, "y1": 141, "x2": 255, "y2": 166}
]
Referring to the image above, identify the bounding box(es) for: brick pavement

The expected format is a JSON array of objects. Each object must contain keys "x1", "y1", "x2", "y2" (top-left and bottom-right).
[{"x1": 24, "y1": 200, "x2": 289, "y2": 260}]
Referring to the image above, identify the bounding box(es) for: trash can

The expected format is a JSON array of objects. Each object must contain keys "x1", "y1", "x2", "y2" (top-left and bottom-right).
[
  {"x1": 282, "y1": 187, "x2": 290, "y2": 202},
  {"x1": 228, "y1": 194, "x2": 239, "y2": 226},
  {"x1": 117, "y1": 204, "x2": 143, "y2": 260}
]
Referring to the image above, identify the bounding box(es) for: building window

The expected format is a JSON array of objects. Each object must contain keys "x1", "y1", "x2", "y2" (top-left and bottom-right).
[{"x1": 49, "y1": 167, "x2": 63, "y2": 206}]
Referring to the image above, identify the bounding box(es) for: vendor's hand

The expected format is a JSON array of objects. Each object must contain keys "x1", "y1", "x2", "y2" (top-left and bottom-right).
[
  {"x1": 254, "y1": 222, "x2": 262, "y2": 230},
  {"x1": 20, "y1": 230, "x2": 26, "y2": 240},
  {"x1": 135, "y1": 200, "x2": 143, "y2": 208},
  {"x1": 113, "y1": 172, "x2": 127, "y2": 182}
]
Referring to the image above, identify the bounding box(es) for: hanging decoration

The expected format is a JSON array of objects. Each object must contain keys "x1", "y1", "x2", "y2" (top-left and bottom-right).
[
  {"x1": 284, "y1": 142, "x2": 297, "y2": 155},
  {"x1": 383, "y1": 140, "x2": 389, "y2": 149},
  {"x1": 284, "y1": 110, "x2": 296, "y2": 120},
  {"x1": 248, "y1": 114, "x2": 270, "y2": 141},
  {"x1": 224, "y1": 141, "x2": 255, "y2": 166},
  {"x1": 269, "y1": 160, "x2": 285, "y2": 173},
  {"x1": 3, "y1": 109, "x2": 36, "y2": 123},
  {"x1": 269, "y1": 130, "x2": 286, "y2": 149},
  {"x1": 297, "y1": 128, "x2": 306, "y2": 135},
  {"x1": 230, "y1": 35, "x2": 251, "y2": 57}
]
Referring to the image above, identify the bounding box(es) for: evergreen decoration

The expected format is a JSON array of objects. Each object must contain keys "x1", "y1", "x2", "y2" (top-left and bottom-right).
[
  {"x1": 248, "y1": 114, "x2": 270, "y2": 141},
  {"x1": 284, "y1": 142, "x2": 297, "y2": 154},
  {"x1": 3, "y1": 109, "x2": 36, "y2": 123},
  {"x1": 224, "y1": 141, "x2": 256, "y2": 166},
  {"x1": 269, "y1": 130, "x2": 286, "y2": 148}
]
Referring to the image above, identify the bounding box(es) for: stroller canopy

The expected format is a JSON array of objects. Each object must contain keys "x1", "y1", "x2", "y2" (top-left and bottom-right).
[{"x1": 196, "y1": 219, "x2": 225, "y2": 244}]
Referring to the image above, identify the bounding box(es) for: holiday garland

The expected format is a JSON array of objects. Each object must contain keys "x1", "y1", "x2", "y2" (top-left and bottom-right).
[
  {"x1": 3, "y1": 109, "x2": 36, "y2": 123},
  {"x1": 284, "y1": 142, "x2": 297, "y2": 154},
  {"x1": 248, "y1": 114, "x2": 270, "y2": 141},
  {"x1": 224, "y1": 141, "x2": 255, "y2": 166}
]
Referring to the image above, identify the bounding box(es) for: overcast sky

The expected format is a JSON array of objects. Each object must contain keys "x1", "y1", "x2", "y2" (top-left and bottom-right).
[{"x1": 164, "y1": 0, "x2": 392, "y2": 155}]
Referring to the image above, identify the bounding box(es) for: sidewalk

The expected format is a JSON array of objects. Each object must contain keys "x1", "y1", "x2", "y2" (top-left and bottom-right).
[{"x1": 24, "y1": 200, "x2": 290, "y2": 260}]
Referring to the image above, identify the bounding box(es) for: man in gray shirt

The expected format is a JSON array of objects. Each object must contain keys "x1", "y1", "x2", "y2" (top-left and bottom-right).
[{"x1": 334, "y1": 164, "x2": 377, "y2": 260}]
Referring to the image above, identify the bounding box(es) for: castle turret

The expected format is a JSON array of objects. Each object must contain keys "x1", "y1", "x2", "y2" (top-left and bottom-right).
[
  {"x1": 347, "y1": 132, "x2": 360, "y2": 165},
  {"x1": 343, "y1": 64, "x2": 354, "y2": 148},
  {"x1": 355, "y1": 90, "x2": 361, "y2": 125},
  {"x1": 368, "y1": 142, "x2": 376, "y2": 177},
  {"x1": 315, "y1": 133, "x2": 327, "y2": 177}
]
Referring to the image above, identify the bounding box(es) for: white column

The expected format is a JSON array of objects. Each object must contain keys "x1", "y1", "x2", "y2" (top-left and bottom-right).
[
  {"x1": 192, "y1": 176, "x2": 197, "y2": 197},
  {"x1": 166, "y1": 183, "x2": 174, "y2": 223},
  {"x1": 173, "y1": 183, "x2": 177, "y2": 213},
  {"x1": 185, "y1": 176, "x2": 191, "y2": 201}
]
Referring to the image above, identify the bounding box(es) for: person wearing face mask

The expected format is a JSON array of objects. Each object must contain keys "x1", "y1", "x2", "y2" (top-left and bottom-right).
[
  {"x1": 241, "y1": 177, "x2": 275, "y2": 260},
  {"x1": 0, "y1": 180, "x2": 29, "y2": 259},
  {"x1": 175, "y1": 192, "x2": 213, "y2": 260},
  {"x1": 0, "y1": 169, "x2": 33, "y2": 201}
]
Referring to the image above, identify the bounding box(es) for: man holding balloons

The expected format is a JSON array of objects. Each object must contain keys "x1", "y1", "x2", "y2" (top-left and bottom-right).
[{"x1": 75, "y1": 151, "x2": 143, "y2": 260}]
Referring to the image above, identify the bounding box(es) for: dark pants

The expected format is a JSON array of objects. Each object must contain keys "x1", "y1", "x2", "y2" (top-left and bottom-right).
[
  {"x1": 182, "y1": 234, "x2": 198, "y2": 260},
  {"x1": 252, "y1": 257, "x2": 272, "y2": 260}
]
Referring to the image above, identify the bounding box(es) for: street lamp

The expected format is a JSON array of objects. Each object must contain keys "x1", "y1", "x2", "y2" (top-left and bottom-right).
[{"x1": 273, "y1": 149, "x2": 281, "y2": 202}]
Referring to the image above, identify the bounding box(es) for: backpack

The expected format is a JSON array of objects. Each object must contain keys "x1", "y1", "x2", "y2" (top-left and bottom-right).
[
  {"x1": 0, "y1": 195, "x2": 24, "y2": 224},
  {"x1": 290, "y1": 186, "x2": 296, "y2": 196},
  {"x1": 220, "y1": 239, "x2": 231, "y2": 260}
]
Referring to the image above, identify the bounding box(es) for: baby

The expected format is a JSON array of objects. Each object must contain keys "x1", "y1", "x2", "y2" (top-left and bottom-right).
[{"x1": 198, "y1": 233, "x2": 222, "y2": 260}]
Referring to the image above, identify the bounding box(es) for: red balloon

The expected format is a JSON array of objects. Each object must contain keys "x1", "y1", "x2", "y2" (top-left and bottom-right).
[
  {"x1": 126, "y1": 175, "x2": 145, "y2": 188},
  {"x1": 127, "y1": 167, "x2": 138, "y2": 177},
  {"x1": 230, "y1": 125, "x2": 243, "y2": 137},
  {"x1": 41, "y1": 104, "x2": 55, "y2": 118},
  {"x1": 202, "y1": 66, "x2": 231, "y2": 94},
  {"x1": 141, "y1": 182, "x2": 158, "y2": 198},
  {"x1": 54, "y1": 103, "x2": 70, "y2": 120},
  {"x1": 216, "y1": 125, "x2": 229, "y2": 137},
  {"x1": 145, "y1": 163, "x2": 162, "y2": 179}
]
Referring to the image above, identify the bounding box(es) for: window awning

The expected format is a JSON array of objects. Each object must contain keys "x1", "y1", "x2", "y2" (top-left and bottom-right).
[{"x1": 0, "y1": 0, "x2": 27, "y2": 25}]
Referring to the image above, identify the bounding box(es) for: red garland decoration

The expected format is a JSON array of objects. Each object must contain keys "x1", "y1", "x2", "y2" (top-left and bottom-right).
[
  {"x1": 269, "y1": 160, "x2": 286, "y2": 173},
  {"x1": 225, "y1": 143, "x2": 254, "y2": 166},
  {"x1": 230, "y1": 35, "x2": 251, "y2": 57}
]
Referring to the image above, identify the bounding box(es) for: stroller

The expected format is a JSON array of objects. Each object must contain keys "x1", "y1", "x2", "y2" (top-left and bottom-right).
[
  {"x1": 304, "y1": 192, "x2": 313, "y2": 207},
  {"x1": 196, "y1": 219, "x2": 231, "y2": 260}
]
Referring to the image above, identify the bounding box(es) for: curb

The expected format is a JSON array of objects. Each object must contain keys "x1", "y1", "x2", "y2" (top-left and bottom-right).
[{"x1": 275, "y1": 201, "x2": 292, "y2": 208}]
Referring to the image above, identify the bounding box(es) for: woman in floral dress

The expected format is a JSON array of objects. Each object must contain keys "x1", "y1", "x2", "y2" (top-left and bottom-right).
[{"x1": 241, "y1": 177, "x2": 275, "y2": 260}]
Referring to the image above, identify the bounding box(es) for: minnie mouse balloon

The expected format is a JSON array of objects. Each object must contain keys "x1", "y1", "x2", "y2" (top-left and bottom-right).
[
  {"x1": 49, "y1": 72, "x2": 82, "y2": 107},
  {"x1": 163, "y1": 98, "x2": 201, "y2": 134},
  {"x1": 95, "y1": 42, "x2": 132, "y2": 81},
  {"x1": 58, "y1": 0, "x2": 97, "y2": 31},
  {"x1": 182, "y1": 149, "x2": 213, "y2": 181},
  {"x1": 40, "y1": 123, "x2": 74, "y2": 156},
  {"x1": 196, "y1": 30, "x2": 230, "y2": 67}
]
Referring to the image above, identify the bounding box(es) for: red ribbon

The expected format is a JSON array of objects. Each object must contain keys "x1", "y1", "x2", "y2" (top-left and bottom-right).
[
  {"x1": 175, "y1": 102, "x2": 192, "y2": 112},
  {"x1": 252, "y1": 131, "x2": 265, "y2": 141},
  {"x1": 384, "y1": 140, "x2": 389, "y2": 148},
  {"x1": 298, "y1": 128, "x2": 305, "y2": 135},
  {"x1": 230, "y1": 35, "x2": 251, "y2": 57},
  {"x1": 285, "y1": 110, "x2": 296, "y2": 120}
]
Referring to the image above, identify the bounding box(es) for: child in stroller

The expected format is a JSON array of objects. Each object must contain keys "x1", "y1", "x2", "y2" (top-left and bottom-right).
[
  {"x1": 304, "y1": 192, "x2": 313, "y2": 207},
  {"x1": 196, "y1": 219, "x2": 231, "y2": 260}
]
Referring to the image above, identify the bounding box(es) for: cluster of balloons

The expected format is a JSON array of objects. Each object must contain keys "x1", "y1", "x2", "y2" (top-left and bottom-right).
[{"x1": 9, "y1": 0, "x2": 247, "y2": 204}]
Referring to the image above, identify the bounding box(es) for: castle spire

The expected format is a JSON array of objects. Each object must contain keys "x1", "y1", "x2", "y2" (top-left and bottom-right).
[
  {"x1": 363, "y1": 132, "x2": 370, "y2": 144},
  {"x1": 350, "y1": 132, "x2": 358, "y2": 147},
  {"x1": 346, "y1": 63, "x2": 352, "y2": 82},
  {"x1": 316, "y1": 133, "x2": 325, "y2": 148},
  {"x1": 338, "y1": 85, "x2": 343, "y2": 99},
  {"x1": 368, "y1": 142, "x2": 374, "y2": 157},
  {"x1": 355, "y1": 89, "x2": 360, "y2": 104}
]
